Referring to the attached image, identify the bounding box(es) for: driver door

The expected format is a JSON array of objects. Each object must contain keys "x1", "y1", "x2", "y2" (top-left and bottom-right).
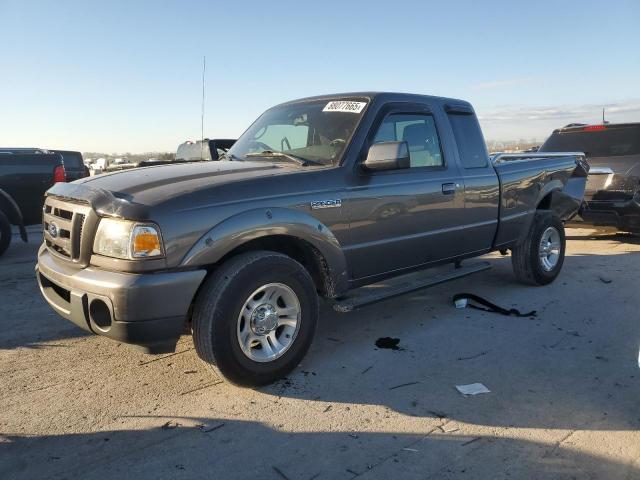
[{"x1": 345, "y1": 105, "x2": 466, "y2": 279}]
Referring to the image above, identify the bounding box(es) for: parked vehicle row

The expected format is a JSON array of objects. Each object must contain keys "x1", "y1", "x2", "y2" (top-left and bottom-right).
[
  {"x1": 0, "y1": 149, "x2": 85, "y2": 256},
  {"x1": 36, "y1": 92, "x2": 588, "y2": 386},
  {"x1": 176, "y1": 138, "x2": 236, "y2": 161}
]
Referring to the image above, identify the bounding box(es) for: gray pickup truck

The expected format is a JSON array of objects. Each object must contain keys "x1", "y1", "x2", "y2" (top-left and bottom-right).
[{"x1": 36, "y1": 92, "x2": 588, "y2": 386}]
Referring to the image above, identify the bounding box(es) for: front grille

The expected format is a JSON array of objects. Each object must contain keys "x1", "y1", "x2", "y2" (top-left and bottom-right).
[{"x1": 43, "y1": 196, "x2": 94, "y2": 265}]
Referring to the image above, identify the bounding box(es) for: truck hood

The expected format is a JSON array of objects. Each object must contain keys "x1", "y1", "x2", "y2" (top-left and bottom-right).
[
  {"x1": 78, "y1": 160, "x2": 284, "y2": 198},
  {"x1": 48, "y1": 160, "x2": 295, "y2": 219}
]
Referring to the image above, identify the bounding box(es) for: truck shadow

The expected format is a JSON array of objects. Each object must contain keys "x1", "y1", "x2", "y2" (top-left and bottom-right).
[{"x1": 2, "y1": 416, "x2": 637, "y2": 480}]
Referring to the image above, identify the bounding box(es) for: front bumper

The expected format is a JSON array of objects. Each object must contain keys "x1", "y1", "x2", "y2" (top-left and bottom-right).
[
  {"x1": 36, "y1": 245, "x2": 207, "y2": 353},
  {"x1": 571, "y1": 196, "x2": 640, "y2": 233}
]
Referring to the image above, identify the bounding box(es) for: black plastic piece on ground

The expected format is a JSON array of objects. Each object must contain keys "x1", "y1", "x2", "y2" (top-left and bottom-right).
[{"x1": 453, "y1": 292, "x2": 537, "y2": 317}]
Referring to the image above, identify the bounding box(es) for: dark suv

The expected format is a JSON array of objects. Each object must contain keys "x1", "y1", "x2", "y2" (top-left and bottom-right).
[
  {"x1": 51, "y1": 150, "x2": 88, "y2": 181},
  {"x1": 539, "y1": 123, "x2": 640, "y2": 233}
]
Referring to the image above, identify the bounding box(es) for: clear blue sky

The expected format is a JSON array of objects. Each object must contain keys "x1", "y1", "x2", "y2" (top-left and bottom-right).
[{"x1": 1, "y1": 0, "x2": 638, "y2": 153}]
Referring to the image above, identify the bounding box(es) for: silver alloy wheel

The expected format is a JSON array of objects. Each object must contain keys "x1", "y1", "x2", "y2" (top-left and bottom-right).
[
  {"x1": 538, "y1": 226, "x2": 561, "y2": 271},
  {"x1": 236, "y1": 283, "x2": 301, "y2": 363}
]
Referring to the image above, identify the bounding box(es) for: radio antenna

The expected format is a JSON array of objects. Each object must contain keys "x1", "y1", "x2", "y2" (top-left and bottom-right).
[{"x1": 201, "y1": 56, "x2": 206, "y2": 160}]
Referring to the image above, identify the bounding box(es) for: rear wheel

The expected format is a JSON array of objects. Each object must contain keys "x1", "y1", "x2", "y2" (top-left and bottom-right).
[
  {"x1": 512, "y1": 212, "x2": 566, "y2": 285},
  {"x1": 0, "y1": 211, "x2": 12, "y2": 257},
  {"x1": 192, "y1": 251, "x2": 319, "y2": 387}
]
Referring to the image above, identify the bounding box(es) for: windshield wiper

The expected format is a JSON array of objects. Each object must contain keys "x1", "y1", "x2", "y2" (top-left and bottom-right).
[
  {"x1": 245, "y1": 150, "x2": 321, "y2": 166},
  {"x1": 219, "y1": 151, "x2": 240, "y2": 161}
]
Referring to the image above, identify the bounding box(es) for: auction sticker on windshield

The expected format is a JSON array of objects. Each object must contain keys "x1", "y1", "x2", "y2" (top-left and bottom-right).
[{"x1": 323, "y1": 101, "x2": 367, "y2": 113}]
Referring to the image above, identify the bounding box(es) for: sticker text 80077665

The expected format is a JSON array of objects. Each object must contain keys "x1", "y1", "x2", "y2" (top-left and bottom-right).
[{"x1": 322, "y1": 101, "x2": 367, "y2": 114}]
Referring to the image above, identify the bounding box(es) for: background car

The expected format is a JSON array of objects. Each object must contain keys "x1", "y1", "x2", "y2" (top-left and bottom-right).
[{"x1": 539, "y1": 123, "x2": 640, "y2": 233}]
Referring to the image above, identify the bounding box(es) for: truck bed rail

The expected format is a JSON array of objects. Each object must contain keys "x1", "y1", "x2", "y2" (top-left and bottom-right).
[{"x1": 492, "y1": 152, "x2": 585, "y2": 164}]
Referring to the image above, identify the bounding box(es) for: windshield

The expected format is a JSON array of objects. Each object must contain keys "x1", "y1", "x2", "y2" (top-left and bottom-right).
[
  {"x1": 227, "y1": 98, "x2": 368, "y2": 165},
  {"x1": 540, "y1": 125, "x2": 640, "y2": 157}
]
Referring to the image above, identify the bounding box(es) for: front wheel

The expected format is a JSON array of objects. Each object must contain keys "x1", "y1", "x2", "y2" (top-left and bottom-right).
[
  {"x1": 192, "y1": 251, "x2": 319, "y2": 387},
  {"x1": 512, "y1": 212, "x2": 566, "y2": 285}
]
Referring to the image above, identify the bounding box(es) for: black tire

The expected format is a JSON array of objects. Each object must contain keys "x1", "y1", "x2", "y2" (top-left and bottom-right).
[
  {"x1": 0, "y1": 210, "x2": 12, "y2": 257},
  {"x1": 512, "y1": 212, "x2": 566, "y2": 286},
  {"x1": 192, "y1": 251, "x2": 319, "y2": 387}
]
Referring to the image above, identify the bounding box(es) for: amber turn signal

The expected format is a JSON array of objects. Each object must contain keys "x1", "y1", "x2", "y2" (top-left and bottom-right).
[{"x1": 131, "y1": 225, "x2": 162, "y2": 258}]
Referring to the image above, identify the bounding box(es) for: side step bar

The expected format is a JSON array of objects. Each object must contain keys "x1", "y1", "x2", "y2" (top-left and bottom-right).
[{"x1": 332, "y1": 261, "x2": 491, "y2": 313}]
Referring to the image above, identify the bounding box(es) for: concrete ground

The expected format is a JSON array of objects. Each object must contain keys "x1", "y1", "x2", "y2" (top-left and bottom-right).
[{"x1": 1, "y1": 226, "x2": 639, "y2": 480}]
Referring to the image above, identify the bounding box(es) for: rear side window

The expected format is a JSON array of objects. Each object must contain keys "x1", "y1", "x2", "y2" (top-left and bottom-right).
[
  {"x1": 373, "y1": 113, "x2": 443, "y2": 168},
  {"x1": 57, "y1": 151, "x2": 83, "y2": 168},
  {"x1": 447, "y1": 114, "x2": 489, "y2": 169},
  {"x1": 540, "y1": 126, "x2": 640, "y2": 157}
]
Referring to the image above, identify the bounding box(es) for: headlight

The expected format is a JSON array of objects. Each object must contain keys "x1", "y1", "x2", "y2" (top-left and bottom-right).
[{"x1": 93, "y1": 218, "x2": 163, "y2": 259}]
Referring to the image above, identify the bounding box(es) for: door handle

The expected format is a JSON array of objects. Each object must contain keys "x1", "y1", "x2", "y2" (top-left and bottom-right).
[{"x1": 442, "y1": 183, "x2": 458, "y2": 195}]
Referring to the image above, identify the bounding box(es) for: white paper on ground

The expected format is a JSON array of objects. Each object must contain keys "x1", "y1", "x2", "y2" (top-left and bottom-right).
[
  {"x1": 454, "y1": 298, "x2": 468, "y2": 309},
  {"x1": 456, "y1": 383, "x2": 491, "y2": 395}
]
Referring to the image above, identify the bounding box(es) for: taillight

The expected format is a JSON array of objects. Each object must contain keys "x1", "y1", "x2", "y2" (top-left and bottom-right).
[
  {"x1": 584, "y1": 125, "x2": 606, "y2": 131},
  {"x1": 53, "y1": 165, "x2": 66, "y2": 183}
]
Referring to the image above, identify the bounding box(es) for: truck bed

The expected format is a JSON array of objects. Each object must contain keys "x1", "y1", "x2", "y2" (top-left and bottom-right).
[{"x1": 492, "y1": 152, "x2": 588, "y2": 249}]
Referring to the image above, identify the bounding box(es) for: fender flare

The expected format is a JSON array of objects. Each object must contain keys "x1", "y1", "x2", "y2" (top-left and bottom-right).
[
  {"x1": 180, "y1": 207, "x2": 349, "y2": 294},
  {"x1": 536, "y1": 177, "x2": 585, "y2": 221},
  {"x1": 0, "y1": 189, "x2": 28, "y2": 242}
]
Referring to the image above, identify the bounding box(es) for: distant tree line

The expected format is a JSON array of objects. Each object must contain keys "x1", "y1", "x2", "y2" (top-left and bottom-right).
[{"x1": 83, "y1": 152, "x2": 175, "y2": 163}]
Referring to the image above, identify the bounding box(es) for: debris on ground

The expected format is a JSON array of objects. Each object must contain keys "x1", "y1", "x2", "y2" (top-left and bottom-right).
[
  {"x1": 455, "y1": 383, "x2": 491, "y2": 396},
  {"x1": 161, "y1": 420, "x2": 180, "y2": 430},
  {"x1": 375, "y1": 337, "x2": 402, "y2": 350},
  {"x1": 441, "y1": 424, "x2": 459, "y2": 433},
  {"x1": 599, "y1": 276, "x2": 613, "y2": 284},
  {"x1": 199, "y1": 422, "x2": 225, "y2": 433},
  {"x1": 389, "y1": 381, "x2": 420, "y2": 390},
  {"x1": 462, "y1": 437, "x2": 482, "y2": 446},
  {"x1": 427, "y1": 410, "x2": 448, "y2": 419},
  {"x1": 457, "y1": 351, "x2": 489, "y2": 361},
  {"x1": 272, "y1": 466, "x2": 290, "y2": 480},
  {"x1": 452, "y1": 293, "x2": 536, "y2": 317}
]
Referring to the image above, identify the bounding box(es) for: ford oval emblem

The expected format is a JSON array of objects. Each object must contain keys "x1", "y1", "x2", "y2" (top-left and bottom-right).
[{"x1": 48, "y1": 222, "x2": 59, "y2": 238}]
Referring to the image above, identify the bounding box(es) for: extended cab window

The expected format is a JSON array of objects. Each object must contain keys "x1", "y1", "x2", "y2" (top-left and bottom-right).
[
  {"x1": 447, "y1": 113, "x2": 489, "y2": 169},
  {"x1": 373, "y1": 114, "x2": 443, "y2": 168}
]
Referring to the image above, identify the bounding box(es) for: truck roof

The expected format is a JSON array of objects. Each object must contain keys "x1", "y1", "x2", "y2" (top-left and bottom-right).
[{"x1": 275, "y1": 92, "x2": 473, "y2": 110}]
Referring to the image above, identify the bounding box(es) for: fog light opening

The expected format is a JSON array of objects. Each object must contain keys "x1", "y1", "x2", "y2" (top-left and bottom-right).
[{"x1": 89, "y1": 299, "x2": 112, "y2": 332}]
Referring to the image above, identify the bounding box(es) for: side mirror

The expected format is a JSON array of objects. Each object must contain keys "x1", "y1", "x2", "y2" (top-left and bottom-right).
[{"x1": 362, "y1": 141, "x2": 410, "y2": 172}]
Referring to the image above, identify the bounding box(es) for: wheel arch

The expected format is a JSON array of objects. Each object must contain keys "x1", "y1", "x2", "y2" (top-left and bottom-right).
[
  {"x1": 0, "y1": 188, "x2": 28, "y2": 242},
  {"x1": 536, "y1": 181, "x2": 582, "y2": 221},
  {"x1": 181, "y1": 208, "x2": 349, "y2": 298}
]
